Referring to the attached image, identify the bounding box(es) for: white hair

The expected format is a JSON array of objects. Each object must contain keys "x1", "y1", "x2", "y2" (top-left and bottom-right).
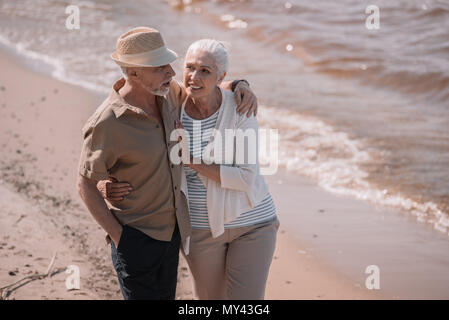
[
  {"x1": 186, "y1": 39, "x2": 229, "y2": 77},
  {"x1": 120, "y1": 66, "x2": 128, "y2": 80}
]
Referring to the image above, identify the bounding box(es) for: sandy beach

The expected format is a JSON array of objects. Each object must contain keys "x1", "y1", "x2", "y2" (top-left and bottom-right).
[
  {"x1": 2, "y1": 0, "x2": 449, "y2": 301},
  {"x1": 0, "y1": 48, "x2": 388, "y2": 300}
]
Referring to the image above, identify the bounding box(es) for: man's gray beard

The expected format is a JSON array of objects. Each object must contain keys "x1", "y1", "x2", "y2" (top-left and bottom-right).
[{"x1": 151, "y1": 87, "x2": 170, "y2": 96}]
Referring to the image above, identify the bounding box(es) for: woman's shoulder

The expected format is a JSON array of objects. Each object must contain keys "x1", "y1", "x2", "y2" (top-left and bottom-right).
[
  {"x1": 221, "y1": 88, "x2": 245, "y2": 120},
  {"x1": 221, "y1": 88, "x2": 257, "y2": 128},
  {"x1": 221, "y1": 88, "x2": 236, "y2": 108}
]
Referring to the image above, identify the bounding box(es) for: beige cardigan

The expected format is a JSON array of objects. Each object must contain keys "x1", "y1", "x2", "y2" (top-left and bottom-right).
[{"x1": 179, "y1": 88, "x2": 270, "y2": 245}]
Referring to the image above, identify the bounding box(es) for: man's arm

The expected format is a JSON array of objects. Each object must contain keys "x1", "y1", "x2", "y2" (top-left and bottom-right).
[
  {"x1": 220, "y1": 80, "x2": 235, "y2": 91},
  {"x1": 77, "y1": 174, "x2": 123, "y2": 246},
  {"x1": 221, "y1": 80, "x2": 258, "y2": 117}
]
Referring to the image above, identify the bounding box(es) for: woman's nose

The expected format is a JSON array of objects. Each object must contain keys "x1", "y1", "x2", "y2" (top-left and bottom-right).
[{"x1": 191, "y1": 70, "x2": 199, "y2": 80}]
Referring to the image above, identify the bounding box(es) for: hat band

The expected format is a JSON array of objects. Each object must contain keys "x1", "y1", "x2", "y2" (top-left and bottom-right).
[{"x1": 117, "y1": 46, "x2": 172, "y2": 65}]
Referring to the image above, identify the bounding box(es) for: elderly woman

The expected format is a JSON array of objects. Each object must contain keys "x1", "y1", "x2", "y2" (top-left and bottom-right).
[
  {"x1": 176, "y1": 39, "x2": 279, "y2": 300},
  {"x1": 101, "y1": 39, "x2": 279, "y2": 300}
]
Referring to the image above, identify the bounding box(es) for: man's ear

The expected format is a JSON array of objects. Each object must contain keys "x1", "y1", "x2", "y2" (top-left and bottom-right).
[{"x1": 127, "y1": 67, "x2": 139, "y2": 79}]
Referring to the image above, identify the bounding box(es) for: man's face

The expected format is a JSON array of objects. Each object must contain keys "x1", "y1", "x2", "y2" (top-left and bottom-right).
[{"x1": 131, "y1": 64, "x2": 176, "y2": 96}]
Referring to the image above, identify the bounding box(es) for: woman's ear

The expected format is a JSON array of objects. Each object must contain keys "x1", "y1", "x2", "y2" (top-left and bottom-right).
[{"x1": 217, "y1": 71, "x2": 226, "y2": 85}]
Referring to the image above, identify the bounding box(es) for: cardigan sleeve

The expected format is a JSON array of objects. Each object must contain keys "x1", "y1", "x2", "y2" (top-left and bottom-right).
[{"x1": 219, "y1": 113, "x2": 260, "y2": 194}]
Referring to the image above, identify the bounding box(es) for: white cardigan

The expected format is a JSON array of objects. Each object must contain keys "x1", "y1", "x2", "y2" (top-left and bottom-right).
[{"x1": 179, "y1": 88, "x2": 270, "y2": 243}]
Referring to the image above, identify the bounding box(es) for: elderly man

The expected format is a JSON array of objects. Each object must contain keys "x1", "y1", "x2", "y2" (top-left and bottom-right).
[{"x1": 77, "y1": 27, "x2": 257, "y2": 300}]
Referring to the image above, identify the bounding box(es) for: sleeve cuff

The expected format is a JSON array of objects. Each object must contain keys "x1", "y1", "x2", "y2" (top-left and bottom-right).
[{"x1": 220, "y1": 165, "x2": 246, "y2": 191}]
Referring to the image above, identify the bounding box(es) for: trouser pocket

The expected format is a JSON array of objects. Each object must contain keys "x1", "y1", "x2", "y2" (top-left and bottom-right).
[
  {"x1": 110, "y1": 225, "x2": 181, "y2": 300},
  {"x1": 112, "y1": 226, "x2": 171, "y2": 278}
]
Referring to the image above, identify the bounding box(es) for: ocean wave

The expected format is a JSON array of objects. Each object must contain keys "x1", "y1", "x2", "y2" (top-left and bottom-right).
[
  {"x1": 0, "y1": 32, "x2": 110, "y2": 95},
  {"x1": 258, "y1": 105, "x2": 449, "y2": 236}
]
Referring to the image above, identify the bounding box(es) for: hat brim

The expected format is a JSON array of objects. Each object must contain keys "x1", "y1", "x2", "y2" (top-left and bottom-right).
[{"x1": 111, "y1": 48, "x2": 178, "y2": 67}]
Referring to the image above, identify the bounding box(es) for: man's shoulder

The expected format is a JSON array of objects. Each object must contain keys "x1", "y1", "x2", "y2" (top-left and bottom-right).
[
  {"x1": 167, "y1": 79, "x2": 187, "y2": 106},
  {"x1": 81, "y1": 96, "x2": 118, "y2": 137}
]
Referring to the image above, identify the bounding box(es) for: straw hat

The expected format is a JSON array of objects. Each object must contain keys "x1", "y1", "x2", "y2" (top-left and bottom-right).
[{"x1": 111, "y1": 27, "x2": 178, "y2": 67}]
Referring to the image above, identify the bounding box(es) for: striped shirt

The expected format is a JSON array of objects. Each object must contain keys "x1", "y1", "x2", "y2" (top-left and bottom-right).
[{"x1": 181, "y1": 106, "x2": 277, "y2": 230}]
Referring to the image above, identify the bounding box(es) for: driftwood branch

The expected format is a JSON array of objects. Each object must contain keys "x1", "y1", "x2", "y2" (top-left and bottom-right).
[{"x1": 0, "y1": 252, "x2": 62, "y2": 300}]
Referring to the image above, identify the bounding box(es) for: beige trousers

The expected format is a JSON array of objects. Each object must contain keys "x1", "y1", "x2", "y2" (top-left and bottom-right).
[{"x1": 182, "y1": 217, "x2": 280, "y2": 300}]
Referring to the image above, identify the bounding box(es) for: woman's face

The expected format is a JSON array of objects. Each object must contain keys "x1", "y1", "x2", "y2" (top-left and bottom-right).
[{"x1": 183, "y1": 49, "x2": 225, "y2": 99}]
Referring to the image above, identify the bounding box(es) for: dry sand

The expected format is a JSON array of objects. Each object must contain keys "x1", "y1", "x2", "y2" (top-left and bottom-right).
[{"x1": 0, "y1": 49, "x2": 381, "y2": 300}]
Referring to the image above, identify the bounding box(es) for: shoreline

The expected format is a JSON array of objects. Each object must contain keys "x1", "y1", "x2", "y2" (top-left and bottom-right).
[{"x1": 1, "y1": 48, "x2": 448, "y2": 300}]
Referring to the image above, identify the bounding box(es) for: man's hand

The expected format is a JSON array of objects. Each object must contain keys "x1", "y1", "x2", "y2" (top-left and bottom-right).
[
  {"x1": 97, "y1": 177, "x2": 132, "y2": 201},
  {"x1": 234, "y1": 81, "x2": 258, "y2": 117},
  {"x1": 77, "y1": 174, "x2": 125, "y2": 247},
  {"x1": 110, "y1": 225, "x2": 123, "y2": 248}
]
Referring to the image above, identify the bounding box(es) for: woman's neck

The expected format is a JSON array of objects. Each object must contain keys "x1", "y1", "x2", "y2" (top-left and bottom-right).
[{"x1": 187, "y1": 87, "x2": 222, "y2": 119}]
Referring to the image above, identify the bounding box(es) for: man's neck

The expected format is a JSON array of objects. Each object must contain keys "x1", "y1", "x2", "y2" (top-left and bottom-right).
[
  {"x1": 118, "y1": 80, "x2": 157, "y2": 110},
  {"x1": 118, "y1": 80, "x2": 162, "y2": 124}
]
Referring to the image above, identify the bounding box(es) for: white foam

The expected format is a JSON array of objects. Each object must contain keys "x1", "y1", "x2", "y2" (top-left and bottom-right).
[
  {"x1": 0, "y1": 33, "x2": 109, "y2": 95},
  {"x1": 258, "y1": 104, "x2": 449, "y2": 236}
]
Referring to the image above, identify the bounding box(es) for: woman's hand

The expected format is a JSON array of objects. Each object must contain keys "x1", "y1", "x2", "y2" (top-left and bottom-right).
[
  {"x1": 96, "y1": 177, "x2": 133, "y2": 201},
  {"x1": 234, "y1": 81, "x2": 258, "y2": 117}
]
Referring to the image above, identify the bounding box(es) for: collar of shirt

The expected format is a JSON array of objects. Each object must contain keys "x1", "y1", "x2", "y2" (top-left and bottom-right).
[{"x1": 109, "y1": 78, "x2": 165, "y2": 119}]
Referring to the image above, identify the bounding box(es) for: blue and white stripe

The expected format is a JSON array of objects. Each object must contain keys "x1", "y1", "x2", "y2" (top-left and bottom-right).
[{"x1": 181, "y1": 107, "x2": 277, "y2": 230}]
